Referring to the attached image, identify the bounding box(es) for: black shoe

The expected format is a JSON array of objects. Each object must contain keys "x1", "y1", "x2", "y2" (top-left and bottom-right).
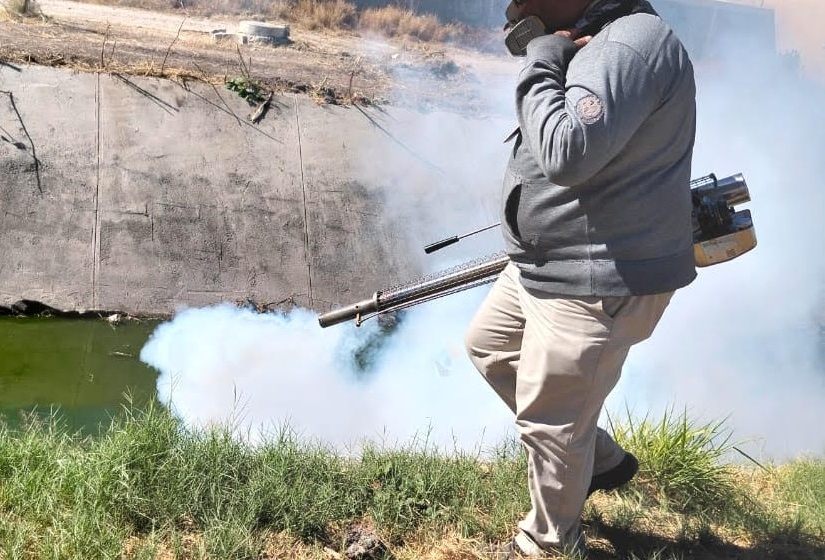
[{"x1": 587, "y1": 452, "x2": 638, "y2": 496}]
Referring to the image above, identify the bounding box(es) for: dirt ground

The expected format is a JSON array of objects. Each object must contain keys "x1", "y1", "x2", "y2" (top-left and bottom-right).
[{"x1": 0, "y1": 0, "x2": 519, "y2": 115}]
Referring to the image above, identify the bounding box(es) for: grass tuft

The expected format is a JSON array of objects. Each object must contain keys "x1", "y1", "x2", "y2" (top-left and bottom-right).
[
  {"x1": 609, "y1": 407, "x2": 738, "y2": 514},
  {"x1": 777, "y1": 459, "x2": 825, "y2": 531}
]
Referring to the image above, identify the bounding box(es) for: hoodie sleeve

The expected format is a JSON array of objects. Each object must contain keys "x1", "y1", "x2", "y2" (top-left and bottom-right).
[{"x1": 516, "y1": 31, "x2": 661, "y2": 186}]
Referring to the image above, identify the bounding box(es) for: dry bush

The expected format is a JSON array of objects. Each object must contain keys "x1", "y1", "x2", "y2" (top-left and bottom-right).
[
  {"x1": 266, "y1": 0, "x2": 294, "y2": 20},
  {"x1": 359, "y1": 5, "x2": 454, "y2": 42},
  {"x1": 193, "y1": 0, "x2": 273, "y2": 16},
  {"x1": 288, "y1": 0, "x2": 358, "y2": 30},
  {"x1": 2, "y1": 0, "x2": 41, "y2": 18}
]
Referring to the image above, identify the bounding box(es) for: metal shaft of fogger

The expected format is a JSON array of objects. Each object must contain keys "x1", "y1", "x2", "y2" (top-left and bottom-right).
[{"x1": 318, "y1": 222, "x2": 504, "y2": 328}]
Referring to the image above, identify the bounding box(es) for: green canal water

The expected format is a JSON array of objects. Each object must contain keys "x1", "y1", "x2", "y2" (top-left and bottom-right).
[{"x1": 0, "y1": 316, "x2": 161, "y2": 433}]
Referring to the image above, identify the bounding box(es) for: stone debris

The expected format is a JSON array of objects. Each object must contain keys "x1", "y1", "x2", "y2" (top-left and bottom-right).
[
  {"x1": 343, "y1": 527, "x2": 387, "y2": 560},
  {"x1": 211, "y1": 21, "x2": 290, "y2": 45}
]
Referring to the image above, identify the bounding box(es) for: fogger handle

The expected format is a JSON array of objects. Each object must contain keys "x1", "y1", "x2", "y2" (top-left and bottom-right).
[
  {"x1": 317, "y1": 295, "x2": 379, "y2": 328},
  {"x1": 423, "y1": 223, "x2": 500, "y2": 254},
  {"x1": 424, "y1": 236, "x2": 459, "y2": 254}
]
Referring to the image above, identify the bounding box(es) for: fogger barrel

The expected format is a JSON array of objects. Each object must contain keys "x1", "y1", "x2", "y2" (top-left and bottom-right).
[{"x1": 317, "y1": 254, "x2": 510, "y2": 327}]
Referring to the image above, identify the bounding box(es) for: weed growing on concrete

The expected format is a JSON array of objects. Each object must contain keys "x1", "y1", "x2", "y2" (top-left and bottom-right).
[{"x1": 225, "y1": 76, "x2": 266, "y2": 104}]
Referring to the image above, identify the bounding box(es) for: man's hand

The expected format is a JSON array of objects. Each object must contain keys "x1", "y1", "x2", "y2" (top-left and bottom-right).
[{"x1": 554, "y1": 29, "x2": 592, "y2": 48}]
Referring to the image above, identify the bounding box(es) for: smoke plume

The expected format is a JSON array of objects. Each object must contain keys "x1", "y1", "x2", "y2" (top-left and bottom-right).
[{"x1": 140, "y1": 295, "x2": 514, "y2": 454}]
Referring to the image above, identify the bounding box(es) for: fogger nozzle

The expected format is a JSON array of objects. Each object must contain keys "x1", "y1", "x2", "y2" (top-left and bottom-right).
[{"x1": 317, "y1": 295, "x2": 379, "y2": 328}]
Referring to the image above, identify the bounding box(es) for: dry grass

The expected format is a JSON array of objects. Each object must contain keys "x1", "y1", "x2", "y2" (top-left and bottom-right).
[
  {"x1": 90, "y1": 484, "x2": 825, "y2": 560},
  {"x1": 119, "y1": 528, "x2": 489, "y2": 560},
  {"x1": 359, "y1": 4, "x2": 455, "y2": 42}
]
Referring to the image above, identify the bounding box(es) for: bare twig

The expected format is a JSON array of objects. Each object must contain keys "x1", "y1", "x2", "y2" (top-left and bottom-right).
[
  {"x1": 347, "y1": 70, "x2": 355, "y2": 103},
  {"x1": 189, "y1": 61, "x2": 211, "y2": 84},
  {"x1": 1, "y1": 89, "x2": 43, "y2": 194},
  {"x1": 192, "y1": 61, "x2": 243, "y2": 127},
  {"x1": 109, "y1": 40, "x2": 118, "y2": 66},
  {"x1": 210, "y1": 81, "x2": 242, "y2": 126},
  {"x1": 353, "y1": 102, "x2": 446, "y2": 178},
  {"x1": 733, "y1": 446, "x2": 772, "y2": 474},
  {"x1": 112, "y1": 73, "x2": 178, "y2": 115},
  {"x1": 99, "y1": 24, "x2": 109, "y2": 69},
  {"x1": 235, "y1": 44, "x2": 250, "y2": 79},
  {"x1": 347, "y1": 56, "x2": 362, "y2": 103},
  {"x1": 0, "y1": 60, "x2": 23, "y2": 72},
  {"x1": 178, "y1": 82, "x2": 282, "y2": 144},
  {"x1": 161, "y1": 18, "x2": 186, "y2": 76}
]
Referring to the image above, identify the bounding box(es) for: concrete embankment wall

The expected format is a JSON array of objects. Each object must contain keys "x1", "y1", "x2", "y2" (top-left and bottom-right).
[{"x1": 1, "y1": 65, "x2": 510, "y2": 316}]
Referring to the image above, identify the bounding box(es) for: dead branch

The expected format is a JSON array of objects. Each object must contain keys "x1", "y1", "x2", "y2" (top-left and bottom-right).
[
  {"x1": 248, "y1": 91, "x2": 273, "y2": 124},
  {"x1": 99, "y1": 24, "x2": 109, "y2": 69},
  {"x1": 0, "y1": 89, "x2": 42, "y2": 194},
  {"x1": 111, "y1": 73, "x2": 178, "y2": 115},
  {"x1": 160, "y1": 18, "x2": 186, "y2": 76}
]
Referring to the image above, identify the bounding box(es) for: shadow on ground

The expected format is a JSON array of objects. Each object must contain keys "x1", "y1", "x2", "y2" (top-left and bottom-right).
[{"x1": 586, "y1": 520, "x2": 825, "y2": 560}]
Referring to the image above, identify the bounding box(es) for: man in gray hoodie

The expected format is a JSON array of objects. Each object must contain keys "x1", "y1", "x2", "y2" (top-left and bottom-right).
[{"x1": 465, "y1": 0, "x2": 697, "y2": 557}]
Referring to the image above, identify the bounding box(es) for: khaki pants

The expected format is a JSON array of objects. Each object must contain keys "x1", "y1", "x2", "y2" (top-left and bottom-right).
[{"x1": 465, "y1": 263, "x2": 672, "y2": 553}]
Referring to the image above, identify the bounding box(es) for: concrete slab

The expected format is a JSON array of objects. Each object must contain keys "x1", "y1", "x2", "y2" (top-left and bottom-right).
[
  {"x1": 0, "y1": 66, "x2": 98, "y2": 310},
  {"x1": 1, "y1": 64, "x2": 512, "y2": 316},
  {"x1": 95, "y1": 74, "x2": 308, "y2": 313}
]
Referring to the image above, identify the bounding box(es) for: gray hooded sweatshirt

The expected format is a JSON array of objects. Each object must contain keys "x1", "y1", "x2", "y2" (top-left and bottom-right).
[{"x1": 502, "y1": 8, "x2": 697, "y2": 296}]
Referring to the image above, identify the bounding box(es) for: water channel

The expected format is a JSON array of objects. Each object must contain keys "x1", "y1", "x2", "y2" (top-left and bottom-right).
[{"x1": 0, "y1": 316, "x2": 160, "y2": 433}]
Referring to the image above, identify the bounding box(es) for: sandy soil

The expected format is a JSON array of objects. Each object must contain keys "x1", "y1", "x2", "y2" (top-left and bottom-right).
[{"x1": 0, "y1": 0, "x2": 520, "y2": 114}]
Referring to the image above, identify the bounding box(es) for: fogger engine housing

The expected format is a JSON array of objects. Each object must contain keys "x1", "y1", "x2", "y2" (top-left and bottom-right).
[{"x1": 691, "y1": 173, "x2": 756, "y2": 267}]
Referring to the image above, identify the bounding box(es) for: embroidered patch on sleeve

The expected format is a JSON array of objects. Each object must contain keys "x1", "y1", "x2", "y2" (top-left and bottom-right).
[{"x1": 575, "y1": 94, "x2": 604, "y2": 125}]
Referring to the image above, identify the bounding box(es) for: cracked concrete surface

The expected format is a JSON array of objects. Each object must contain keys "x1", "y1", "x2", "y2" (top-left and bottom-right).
[{"x1": 0, "y1": 64, "x2": 511, "y2": 316}]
